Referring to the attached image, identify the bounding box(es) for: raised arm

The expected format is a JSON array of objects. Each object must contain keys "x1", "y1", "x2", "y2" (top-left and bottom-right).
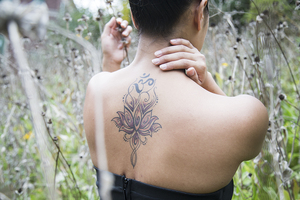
[
  {"x1": 152, "y1": 38, "x2": 225, "y2": 96},
  {"x1": 101, "y1": 17, "x2": 132, "y2": 72}
]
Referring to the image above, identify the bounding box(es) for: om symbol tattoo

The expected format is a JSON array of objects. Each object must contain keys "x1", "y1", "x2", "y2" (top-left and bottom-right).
[{"x1": 112, "y1": 74, "x2": 162, "y2": 168}]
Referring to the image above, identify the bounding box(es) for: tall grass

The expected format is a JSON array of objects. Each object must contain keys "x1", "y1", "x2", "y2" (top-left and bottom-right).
[{"x1": 0, "y1": 0, "x2": 299, "y2": 199}]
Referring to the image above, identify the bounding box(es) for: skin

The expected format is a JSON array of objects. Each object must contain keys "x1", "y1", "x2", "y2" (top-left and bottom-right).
[
  {"x1": 101, "y1": 17, "x2": 132, "y2": 72},
  {"x1": 84, "y1": 0, "x2": 269, "y2": 194}
]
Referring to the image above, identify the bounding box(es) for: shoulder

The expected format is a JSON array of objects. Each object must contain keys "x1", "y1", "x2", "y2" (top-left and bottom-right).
[
  {"x1": 229, "y1": 95, "x2": 269, "y2": 161},
  {"x1": 87, "y1": 71, "x2": 111, "y2": 89},
  {"x1": 83, "y1": 72, "x2": 111, "y2": 130}
]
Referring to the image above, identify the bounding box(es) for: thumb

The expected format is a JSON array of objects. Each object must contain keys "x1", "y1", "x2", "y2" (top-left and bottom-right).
[
  {"x1": 186, "y1": 67, "x2": 201, "y2": 85},
  {"x1": 102, "y1": 17, "x2": 116, "y2": 36}
]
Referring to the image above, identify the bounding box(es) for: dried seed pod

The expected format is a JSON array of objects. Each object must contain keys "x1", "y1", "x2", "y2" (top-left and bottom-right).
[
  {"x1": 254, "y1": 56, "x2": 260, "y2": 63},
  {"x1": 282, "y1": 168, "x2": 293, "y2": 182},
  {"x1": 117, "y1": 26, "x2": 124, "y2": 33},
  {"x1": 279, "y1": 94, "x2": 286, "y2": 101},
  {"x1": 15, "y1": 188, "x2": 23, "y2": 195},
  {"x1": 75, "y1": 25, "x2": 84, "y2": 34},
  {"x1": 105, "y1": 0, "x2": 113, "y2": 5},
  {"x1": 15, "y1": 167, "x2": 20, "y2": 172},
  {"x1": 210, "y1": 23, "x2": 216, "y2": 28},
  {"x1": 262, "y1": 10, "x2": 269, "y2": 17},
  {"x1": 233, "y1": 45, "x2": 238, "y2": 50},
  {"x1": 95, "y1": 15, "x2": 102, "y2": 22},
  {"x1": 78, "y1": 15, "x2": 89, "y2": 22},
  {"x1": 98, "y1": 9, "x2": 104, "y2": 17},
  {"x1": 236, "y1": 37, "x2": 241, "y2": 43},
  {"x1": 48, "y1": 119, "x2": 52, "y2": 124},
  {"x1": 63, "y1": 13, "x2": 72, "y2": 22},
  {"x1": 117, "y1": 12, "x2": 123, "y2": 18},
  {"x1": 53, "y1": 136, "x2": 58, "y2": 142}
]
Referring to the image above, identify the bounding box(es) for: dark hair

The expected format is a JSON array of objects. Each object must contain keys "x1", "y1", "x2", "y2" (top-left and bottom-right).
[{"x1": 129, "y1": 0, "x2": 208, "y2": 37}]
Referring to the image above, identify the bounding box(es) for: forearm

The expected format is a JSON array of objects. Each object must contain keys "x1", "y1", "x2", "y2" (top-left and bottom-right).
[
  {"x1": 102, "y1": 56, "x2": 121, "y2": 72},
  {"x1": 202, "y1": 72, "x2": 226, "y2": 96}
]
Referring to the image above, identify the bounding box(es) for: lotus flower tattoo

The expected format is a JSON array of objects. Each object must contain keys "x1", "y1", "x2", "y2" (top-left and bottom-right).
[{"x1": 112, "y1": 74, "x2": 162, "y2": 168}]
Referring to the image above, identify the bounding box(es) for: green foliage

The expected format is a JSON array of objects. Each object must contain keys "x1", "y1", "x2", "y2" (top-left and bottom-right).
[
  {"x1": 121, "y1": 0, "x2": 131, "y2": 24},
  {"x1": 0, "y1": 0, "x2": 300, "y2": 199},
  {"x1": 245, "y1": 0, "x2": 300, "y2": 29}
]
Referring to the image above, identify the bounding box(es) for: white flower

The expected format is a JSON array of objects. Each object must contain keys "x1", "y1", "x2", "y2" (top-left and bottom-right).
[{"x1": 256, "y1": 15, "x2": 263, "y2": 23}]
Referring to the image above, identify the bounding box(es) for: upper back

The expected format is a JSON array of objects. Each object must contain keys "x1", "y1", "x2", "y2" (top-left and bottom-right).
[{"x1": 84, "y1": 65, "x2": 268, "y2": 194}]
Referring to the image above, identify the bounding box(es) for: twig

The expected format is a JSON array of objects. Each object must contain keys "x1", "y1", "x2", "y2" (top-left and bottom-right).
[
  {"x1": 2, "y1": 105, "x2": 16, "y2": 140},
  {"x1": 250, "y1": 0, "x2": 300, "y2": 98},
  {"x1": 42, "y1": 115, "x2": 82, "y2": 198},
  {"x1": 54, "y1": 152, "x2": 60, "y2": 191}
]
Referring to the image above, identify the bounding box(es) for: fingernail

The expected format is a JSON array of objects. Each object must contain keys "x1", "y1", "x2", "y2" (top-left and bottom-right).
[
  {"x1": 170, "y1": 39, "x2": 178, "y2": 43},
  {"x1": 118, "y1": 43, "x2": 123, "y2": 49},
  {"x1": 152, "y1": 58, "x2": 160, "y2": 65},
  {"x1": 160, "y1": 64, "x2": 167, "y2": 70},
  {"x1": 154, "y1": 51, "x2": 162, "y2": 57},
  {"x1": 190, "y1": 69, "x2": 195, "y2": 76}
]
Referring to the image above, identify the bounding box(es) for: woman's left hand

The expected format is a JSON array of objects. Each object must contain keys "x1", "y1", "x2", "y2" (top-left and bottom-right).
[{"x1": 152, "y1": 38, "x2": 207, "y2": 86}]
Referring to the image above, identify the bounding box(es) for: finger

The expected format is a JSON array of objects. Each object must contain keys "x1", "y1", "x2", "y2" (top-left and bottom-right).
[
  {"x1": 122, "y1": 26, "x2": 132, "y2": 37},
  {"x1": 120, "y1": 20, "x2": 129, "y2": 29},
  {"x1": 102, "y1": 17, "x2": 116, "y2": 36},
  {"x1": 154, "y1": 45, "x2": 195, "y2": 57},
  {"x1": 152, "y1": 52, "x2": 196, "y2": 66},
  {"x1": 116, "y1": 17, "x2": 123, "y2": 25},
  {"x1": 170, "y1": 38, "x2": 194, "y2": 49},
  {"x1": 186, "y1": 68, "x2": 201, "y2": 85},
  {"x1": 158, "y1": 59, "x2": 195, "y2": 71}
]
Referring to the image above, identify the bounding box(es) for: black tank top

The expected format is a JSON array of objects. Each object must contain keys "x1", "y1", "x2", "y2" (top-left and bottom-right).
[{"x1": 94, "y1": 167, "x2": 233, "y2": 200}]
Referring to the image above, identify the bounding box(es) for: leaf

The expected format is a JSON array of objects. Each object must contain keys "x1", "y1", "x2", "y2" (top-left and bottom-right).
[
  {"x1": 293, "y1": 179, "x2": 299, "y2": 199},
  {"x1": 284, "y1": 190, "x2": 291, "y2": 200}
]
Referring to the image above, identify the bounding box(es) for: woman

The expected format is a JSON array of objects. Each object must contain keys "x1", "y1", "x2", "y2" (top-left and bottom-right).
[{"x1": 84, "y1": 0, "x2": 269, "y2": 199}]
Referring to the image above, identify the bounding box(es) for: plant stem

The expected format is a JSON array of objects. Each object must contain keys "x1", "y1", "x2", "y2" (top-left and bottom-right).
[
  {"x1": 48, "y1": 23, "x2": 101, "y2": 73},
  {"x1": 8, "y1": 20, "x2": 56, "y2": 200}
]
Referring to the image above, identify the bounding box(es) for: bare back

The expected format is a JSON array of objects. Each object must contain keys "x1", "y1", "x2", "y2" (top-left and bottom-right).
[{"x1": 84, "y1": 64, "x2": 268, "y2": 194}]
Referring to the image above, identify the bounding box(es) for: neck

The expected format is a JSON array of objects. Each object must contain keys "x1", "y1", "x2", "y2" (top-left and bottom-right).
[{"x1": 130, "y1": 34, "x2": 172, "y2": 67}]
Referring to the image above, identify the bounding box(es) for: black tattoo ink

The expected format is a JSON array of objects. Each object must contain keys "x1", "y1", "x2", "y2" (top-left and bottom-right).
[{"x1": 112, "y1": 73, "x2": 162, "y2": 168}]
